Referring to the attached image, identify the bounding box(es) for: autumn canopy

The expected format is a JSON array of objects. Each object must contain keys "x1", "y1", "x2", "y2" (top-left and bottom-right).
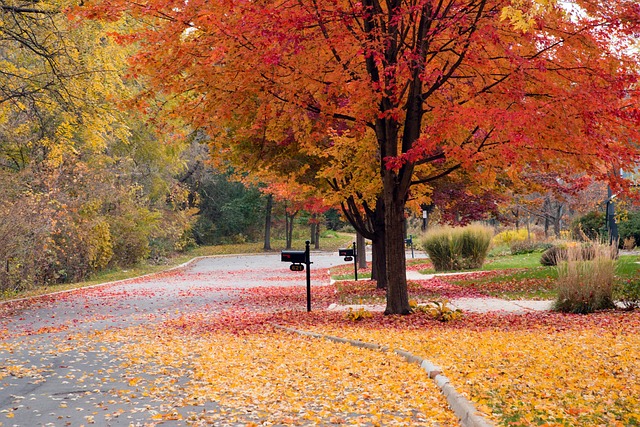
[{"x1": 76, "y1": 0, "x2": 640, "y2": 314}]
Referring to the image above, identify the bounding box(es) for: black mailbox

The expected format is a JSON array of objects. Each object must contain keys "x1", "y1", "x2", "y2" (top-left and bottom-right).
[
  {"x1": 281, "y1": 250, "x2": 307, "y2": 264},
  {"x1": 338, "y1": 248, "x2": 354, "y2": 257}
]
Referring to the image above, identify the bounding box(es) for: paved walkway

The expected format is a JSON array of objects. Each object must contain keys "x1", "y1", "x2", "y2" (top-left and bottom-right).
[{"x1": 328, "y1": 269, "x2": 555, "y2": 314}]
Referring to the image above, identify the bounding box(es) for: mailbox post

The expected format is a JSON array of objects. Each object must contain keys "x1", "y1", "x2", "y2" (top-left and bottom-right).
[
  {"x1": 281, "y1": 240, "x2": 312, "y2": 312},
  {"x1": 405, "y1": 235, "x2": 414, "y2": 258},
  {"x1": 338, "y1": 241, "x2": 358, "y2": 281}
]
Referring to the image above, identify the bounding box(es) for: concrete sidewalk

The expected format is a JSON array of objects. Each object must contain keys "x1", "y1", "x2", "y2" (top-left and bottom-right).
[
  {"x1": 328, "y1": 269, "x2": 555, "y2": 314},
  {"x1": 327, "y1": 298, "x2": 554, "y2": 314}
]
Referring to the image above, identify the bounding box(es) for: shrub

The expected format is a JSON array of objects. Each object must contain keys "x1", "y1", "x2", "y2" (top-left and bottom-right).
[
  {"x1": 554, "y1": 243, "x2": 617, "y2": 314},
  {"x1": 510, "y1": 241, "x2": 552, "y2": 255},
  {"x1": 413, "y1": 299, "x2": 463, "y2": 322},
  {"x1": 493, "y1": 228, "x2": 528, "y2": 246},
  {"x1": 420, "y1": 224, "x2": 493, "y2": 271},
  {"x1": 540, "y1": 245, "x2": 567, "y2": 266},
  {"x1": 571, "y1": 211, "x2": 605, "y2": 241},
  {"x1": 616, "y1": 275, "x2": 640, "y2": 310},
  {"x1": 541, "y1": 242, "x2": 602, "y2": 266},
  {"x1": 344, "y1": 307, "x2": 373, "y2": 321},
  {"x1": 622, "y1": 236, "x2": 636, "y2": 251},
  {"x1": 618, "y1": 210, "x2": 640, "y2": 249}
]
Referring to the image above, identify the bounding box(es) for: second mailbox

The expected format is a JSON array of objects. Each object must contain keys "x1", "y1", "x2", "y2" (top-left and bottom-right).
[
  {"x1": 281, "y1": 250, "x2": 307, "y2": 264},
  {"x1": 338, "y1": 248, "x2": 354, "y2": 257}
]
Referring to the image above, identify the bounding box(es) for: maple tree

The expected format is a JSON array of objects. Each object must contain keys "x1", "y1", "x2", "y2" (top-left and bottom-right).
[{"x1": 77, "y1": 0, "x2": 640, "y2": 314}]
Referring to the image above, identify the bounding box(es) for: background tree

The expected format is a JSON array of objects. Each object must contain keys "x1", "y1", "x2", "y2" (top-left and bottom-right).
[{"x1": 0, "y1": 11, "x2": 195, "y2": 292}]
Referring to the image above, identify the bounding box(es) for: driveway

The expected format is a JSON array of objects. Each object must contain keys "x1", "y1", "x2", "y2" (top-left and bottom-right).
[{"x1": 0, "y1": 252, "x2": 345, "y2": 426}]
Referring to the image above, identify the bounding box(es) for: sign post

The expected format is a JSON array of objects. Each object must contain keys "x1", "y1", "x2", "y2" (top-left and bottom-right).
[
  {"x1": 405, "y1": 235, "x2": 414, "y2": 258},
  {"x1": 281, "y1": 241, "x2": 312, "y2": 311},
  {"x1": 305, "y1": 241, "x2": 311, "y2": 312},
  {"x1": 338, "y1": 241, "x2": 358, "y2": 281}
]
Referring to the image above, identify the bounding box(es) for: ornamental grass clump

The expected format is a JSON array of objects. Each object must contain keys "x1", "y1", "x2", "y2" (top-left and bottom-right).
[
  {"x1": 554, "y1": 243, "x2": 617, "y2": 314},
  {"x1": 420, "y1": 224, "x2": 493, "y2": 271}
]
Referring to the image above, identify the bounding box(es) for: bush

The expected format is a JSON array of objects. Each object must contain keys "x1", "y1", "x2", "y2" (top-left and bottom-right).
[
  {"x1": 618, "y1": 210, "x2": 640, "y2": 249},
  {"x1": 554, "y1": 243, "x2": 617, "y2": 314},
  {"x1": 571, "y1": 211, "x2": 605, "y2": 241},
  {"x1": 541, "y1": 242, "x2": 602, "y2": 266},
  {"x1": 420, "y1": 224, "x2": 493, "y2": 271},
  {"x1": 344, "y1": 307, "x2": 373, "y2": 321},
  {"x1": 616, "y1": 275, "x2": 640, "y2": 310},
  {"x1": 493, "y1": 228, "x2": 528, "y2": 246},
  {"x1": 540, "y1": 245, "x2": 567, "y2": 266},
  {"x1": 622, "y1": 236, "x2": 636, "y2": 250},
  {"x1": 510, "y1": 241, "x2": 552, "y2": 255},
  {"x1": 412, "y1": 299, "x2": 463, "y2": 322}
]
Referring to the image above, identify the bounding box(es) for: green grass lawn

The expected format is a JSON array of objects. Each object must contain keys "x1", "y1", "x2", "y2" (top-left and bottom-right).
[{"x1": 334, "y1": 251, "x2": 640, "y2": 301}]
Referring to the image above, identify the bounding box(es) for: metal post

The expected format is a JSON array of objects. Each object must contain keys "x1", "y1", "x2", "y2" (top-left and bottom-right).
[
  {"x1": 410, "y1": 234, "x2": 414, "y2": 258},
  {"x1": 305, "y1": 240, "x2": 311, "y2": 312},
  {"x1": 607, "y1": 187, "x2": 619, "y2": 245},
  {"x1": 353, "y1": 241, "x2": 358, "y2": 281}
]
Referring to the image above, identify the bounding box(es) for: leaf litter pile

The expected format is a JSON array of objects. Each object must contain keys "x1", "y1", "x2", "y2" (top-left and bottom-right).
[{"x1": 1, "y1": 262, "x2": 639, "y2": 426}]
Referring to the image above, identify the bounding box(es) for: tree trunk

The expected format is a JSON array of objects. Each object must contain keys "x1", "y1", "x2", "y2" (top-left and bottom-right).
[
  {"x1": 371, "y1": 236, "x2": 387, "y2": 289},
  {"x1": 310, "y1": 222, "x2": 317, "y2": 245},
  {"x1": 314, "y1": 220, "x2": 320, "y2": 249},
  {"x1": 263, "y1": 194, "x2": 273, "y2": 251},
  {"x1": 383, "y1": 172, "x2": 410, "y2": 315},
  {"x1": 339, "y1": 195, "x2": 386, "y2": 288},
  {"x1": 285, "y1": 210, "x2": 297, "y2": 249},
  {"x1": 357, "y1": 232, "x2": 366, "y2": 269},
  {"x1": 554, "y1": 204, "x2": 563, "y2": 238},
  {"x1": 371, "y1": 205, "x2": 387, "y2": 289}
]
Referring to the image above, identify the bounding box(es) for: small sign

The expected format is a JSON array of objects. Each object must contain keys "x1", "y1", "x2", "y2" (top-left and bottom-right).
[
  {"x1": 290, "y1": 263, "x2": 304, "y2": 272},
  {"x1": 344, "y1": 256, "x2": 353, "y2": 262}
]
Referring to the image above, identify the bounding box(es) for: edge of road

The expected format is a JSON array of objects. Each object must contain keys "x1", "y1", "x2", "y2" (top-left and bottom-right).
[
  {"x1": 273, "y1": 323, "x2": 494, "y2": 427},
  {"x1": 0, "y1": 255, "x2": 208, "y2": 307},
  {"x1": 0, "y1": 250, "x2": 341, "y2": 307}
]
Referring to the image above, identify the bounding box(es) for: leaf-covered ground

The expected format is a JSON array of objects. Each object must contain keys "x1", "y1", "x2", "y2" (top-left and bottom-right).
[
  {"x1": 335, "y1": 270, "x2": 556, "y2": 304},
  {"x1": 2, "y1": 255, "x2": 639, "y2": 426},
  {"x1": 79, "y1": 319, "x2": 458, "y2": 426},
  {"x1": 273, "y1": 310, "x2": 640, "y2": 427}
]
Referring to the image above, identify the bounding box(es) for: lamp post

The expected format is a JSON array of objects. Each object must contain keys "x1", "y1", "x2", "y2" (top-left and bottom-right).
[{"x1": 605, "y1": 187, "x2": 619, "y2": 245}]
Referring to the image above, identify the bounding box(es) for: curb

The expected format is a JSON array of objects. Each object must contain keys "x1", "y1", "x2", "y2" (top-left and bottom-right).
[{"x1": 272, "y1": 324, "x2": 494, "y2": 427}]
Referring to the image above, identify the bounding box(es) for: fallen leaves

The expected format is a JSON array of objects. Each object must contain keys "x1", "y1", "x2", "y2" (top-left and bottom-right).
[
  {"x1": 87, "y1": 322, "x2": 458, "y2": 426},
  {"x1": 289, "y1": 311, "x2": 640, "y2": 426},
  {"x1": 2, "y1": 254, "x2": 639, "y2": 426}
]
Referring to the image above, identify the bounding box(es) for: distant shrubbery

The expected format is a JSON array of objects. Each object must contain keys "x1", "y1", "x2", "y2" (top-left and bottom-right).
[
  {"x1": 493, "y1": 228, "x2": 528, "y2": 246},
  {"x1": 571, "y1": 211, "x2": 605, "y2": 241},
  {"x1": 618, "y1": 211, "x2": 640, "y2": 250},
  {"x1": 510, "y1": 240, "x2": 552, "y2": 255},
  {"x1": 420, "y1": 224, "x2": 493, "y2": 271}
]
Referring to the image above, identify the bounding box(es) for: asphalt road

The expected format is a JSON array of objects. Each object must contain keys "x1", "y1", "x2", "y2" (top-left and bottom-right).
[{"x1": 0, "y1": 252, "x2": 348, "y2": 427}]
